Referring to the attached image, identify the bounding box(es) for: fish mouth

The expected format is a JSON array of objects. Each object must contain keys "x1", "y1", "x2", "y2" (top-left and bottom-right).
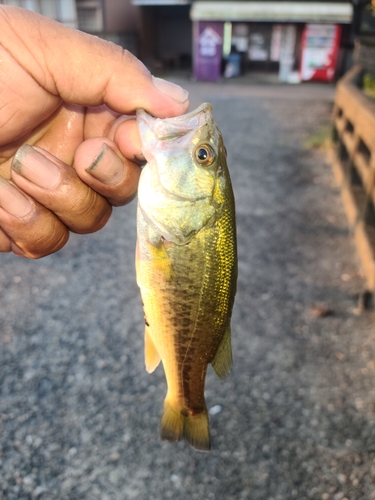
[
  {"x1": 157, "y1": 102, "x2": 212, "y2": 124},
  {"x1": 136, "y1": 103, "x2": 213, "y2": 141},
  {"x1": 137, "y1": 102, "x2": 212, "y2": 123}
]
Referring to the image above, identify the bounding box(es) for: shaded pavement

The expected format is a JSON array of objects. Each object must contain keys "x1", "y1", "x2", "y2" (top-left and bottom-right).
[{"x1": 1, "y1": 80, "x2": 375, "y2": 500}]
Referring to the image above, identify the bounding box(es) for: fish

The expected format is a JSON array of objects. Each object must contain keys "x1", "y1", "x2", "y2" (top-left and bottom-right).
[{"x1": 135, "y1": 103, "x2": 237, "y2": 451}]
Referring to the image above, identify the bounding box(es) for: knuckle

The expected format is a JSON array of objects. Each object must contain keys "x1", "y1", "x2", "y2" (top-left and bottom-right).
[
  {"x1": 22, "y1": 229, "x2": 69, "y2": 259},
  {"x1": 16, "y1": 213, "x2": 69, "y2": 259},
  {"x1": 66, "y1": 188, "x2": 111, "y2": 234}
]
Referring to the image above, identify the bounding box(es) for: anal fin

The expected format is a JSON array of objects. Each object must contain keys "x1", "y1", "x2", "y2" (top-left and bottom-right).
[
  {"x1": 211, "y1": 326, "x2": 232, "y2": 380},
  {"x1": 145, "y1": 326, "x2": 161, "y2": 373}
]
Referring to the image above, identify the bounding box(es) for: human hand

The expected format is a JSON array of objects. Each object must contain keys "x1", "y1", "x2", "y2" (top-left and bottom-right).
[{"x1": 0, "y1": 6, "x2": 189, "y2": 257}]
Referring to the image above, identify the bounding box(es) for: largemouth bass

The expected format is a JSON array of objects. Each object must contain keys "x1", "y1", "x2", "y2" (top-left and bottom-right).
[{"x1": 136, "y1": 103, "x2": 237, "y2": 451}]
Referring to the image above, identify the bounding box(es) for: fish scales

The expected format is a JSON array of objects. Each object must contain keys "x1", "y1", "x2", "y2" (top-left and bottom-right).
[{"x1": 136, "y1": 103, "x2": 237, "y2": 451}]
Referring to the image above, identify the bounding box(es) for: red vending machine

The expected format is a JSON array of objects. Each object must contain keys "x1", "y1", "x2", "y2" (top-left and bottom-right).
[{"x1": 300, "y1": 24, "x2": 341, "y2": 82}]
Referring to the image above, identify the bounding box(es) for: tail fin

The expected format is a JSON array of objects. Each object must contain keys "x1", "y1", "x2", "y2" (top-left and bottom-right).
[{"x1": 160, "y1": 401, "x2": 210, "y2": 451}]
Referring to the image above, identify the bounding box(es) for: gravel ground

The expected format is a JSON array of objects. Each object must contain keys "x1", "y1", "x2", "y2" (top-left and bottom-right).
[{"x1": 1, "y1": 80, "x2": 375, "y2": 500}]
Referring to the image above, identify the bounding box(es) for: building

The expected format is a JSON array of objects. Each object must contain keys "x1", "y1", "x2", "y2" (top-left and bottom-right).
[
  {"x1": 191, "y1": 0, "x2": 354, "y2": 82},
  {"x1": 132, "y1": 0, "x2": 192, "y2": 70},
  {"x1": 76, "y1": 0, "x2": 138, "y2": 52}
]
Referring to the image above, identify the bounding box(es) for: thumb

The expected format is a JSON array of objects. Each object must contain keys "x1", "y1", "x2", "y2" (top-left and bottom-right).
[{"x1": 0, "y1": 6, "x2": 189, "y2": 118}]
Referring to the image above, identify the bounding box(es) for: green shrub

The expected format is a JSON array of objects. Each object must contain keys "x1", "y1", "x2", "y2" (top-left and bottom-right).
[{"x1": 363, "y1": 73, "x2": 375, "y2": 99}]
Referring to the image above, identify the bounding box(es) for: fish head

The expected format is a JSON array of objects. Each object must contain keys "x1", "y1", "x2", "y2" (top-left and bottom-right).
[
  {"x1": 137, "y1": 103, "x2": 228, "y2": 245},
  {"x1": 137, "y1": 103, "x2": 225, "y2": 200}
]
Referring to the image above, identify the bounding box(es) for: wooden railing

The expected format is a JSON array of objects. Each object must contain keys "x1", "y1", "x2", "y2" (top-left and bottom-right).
[{"x1": 330, "y1": 65, "x2": 375, "y2": 289}]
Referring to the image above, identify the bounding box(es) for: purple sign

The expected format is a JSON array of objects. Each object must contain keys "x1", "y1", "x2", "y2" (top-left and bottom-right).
[{"x1": 193, "y1": 21, "x2": 224, "y2": 82}]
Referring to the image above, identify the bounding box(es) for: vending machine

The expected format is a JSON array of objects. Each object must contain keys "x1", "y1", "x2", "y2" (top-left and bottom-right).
[{"x1": 300, "y1": 24, "x2": 341, "y2": 82}]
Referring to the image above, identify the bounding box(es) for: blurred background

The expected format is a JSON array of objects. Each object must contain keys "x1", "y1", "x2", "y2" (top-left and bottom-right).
[
  {"x1": 0, "y1": 0, "x2": 373, "y2": 84},
  {"x1": 2, "y1": 1, "x2": 375, "y2": 499}
]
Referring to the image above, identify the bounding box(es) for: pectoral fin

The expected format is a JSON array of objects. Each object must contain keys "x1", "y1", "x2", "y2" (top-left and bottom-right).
[
  {"x1": 211, "y1": 326, "x2": 232, "y2": 380},
  {"x1": 145, "y1": 326, "x2": 161, "y2": 373}
]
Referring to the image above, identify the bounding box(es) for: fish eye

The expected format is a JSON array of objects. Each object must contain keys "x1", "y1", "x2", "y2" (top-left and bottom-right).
[{"x1": 195, "y1": 144, "x2": 215, "y2": 167}]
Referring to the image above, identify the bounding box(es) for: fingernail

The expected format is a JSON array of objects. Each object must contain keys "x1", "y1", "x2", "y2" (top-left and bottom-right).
[
  {"x1": 12, "y1": 144, "x2": 61, "y2": 189},
  {"x1": 0, "y1": 177, "x2": 32, "y2": 218},
  {"x1": 134, "y1": 153, "x2": 146, "y2": 165},
  {"x1": 152, "y1": 76, "x2": 189, "y2": 104},
  {"x1": 86, "y1": 144, "x2": 124, "y2": 184}
]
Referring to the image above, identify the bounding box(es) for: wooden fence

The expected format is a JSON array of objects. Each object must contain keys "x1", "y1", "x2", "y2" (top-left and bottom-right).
[{"x1": 330, "y1": 65, "x2": 375, "y2": 289}]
